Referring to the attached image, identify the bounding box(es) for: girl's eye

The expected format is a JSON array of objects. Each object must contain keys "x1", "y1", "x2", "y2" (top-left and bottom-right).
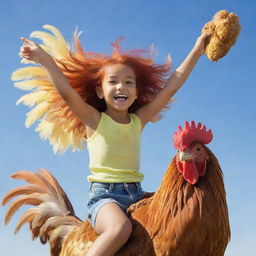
[
  {"x1": 109, "y1": 80, "x2": 116, "y2": 84},
  {"x1": 126, "y1": 81, "x2": 133, "y2": 85}
]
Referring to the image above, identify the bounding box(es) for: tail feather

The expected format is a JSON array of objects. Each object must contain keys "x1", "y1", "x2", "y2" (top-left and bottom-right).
[
  {"x1": 4, "y1": 194, "x2": 45, "y2": 224},
  {"x1": 15, "y1": 208, "x2": 40, "y2": 234},
  {"x1": 50, "y1": 224, "x2": 77, "y2": 248},
  {"x1": 31, "y1": 208, "x2": 62, "y2": 238},
  {"x1": 11, "y1": 171, "x2": 60, "y2": 199},
  {"x1": 39, "y1": 216, "x2": 81, "y2": 244},
  {"x1": 2, "y1": 169, "x2": 83, "y2": 254},
  {"x1": 39, "y1": 168, "x2": 75, "y2": 214},
  {"x1": 2, "y1": 185, "x2": 45, "y2": 205}
]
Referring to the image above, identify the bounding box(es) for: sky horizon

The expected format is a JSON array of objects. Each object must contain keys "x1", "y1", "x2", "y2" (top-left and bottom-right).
[{"x1": 0, "y1": 1, "x2": 256, "y2": 255}]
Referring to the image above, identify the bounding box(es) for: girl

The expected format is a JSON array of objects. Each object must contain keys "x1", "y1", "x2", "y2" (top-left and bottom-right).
[{"x1": 19, "y1": 27, "x2": 209, "y2": 256}]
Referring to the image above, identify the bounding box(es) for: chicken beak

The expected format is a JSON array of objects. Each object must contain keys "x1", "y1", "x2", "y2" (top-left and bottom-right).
[{"x1": 179, "y1": 151, "x2": 193, "y2": 162}]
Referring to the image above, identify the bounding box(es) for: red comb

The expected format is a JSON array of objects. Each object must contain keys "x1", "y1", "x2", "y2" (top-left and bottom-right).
[{"x1": 173, "y1": 121, "x2": 213, "y2": 151}]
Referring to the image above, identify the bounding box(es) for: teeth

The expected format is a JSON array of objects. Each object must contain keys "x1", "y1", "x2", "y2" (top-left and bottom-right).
[{"x1": 114, "y1": 94, "x2": 128, "y2": 99}]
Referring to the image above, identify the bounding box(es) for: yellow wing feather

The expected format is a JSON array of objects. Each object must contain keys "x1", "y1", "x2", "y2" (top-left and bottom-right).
[
  {"x1": 25, "y1": 102, "x2": 51, "y2": 128},
  {"x1": 16, "y1": 91, "x2": 49, "y2": 107},
  {"x1": 14, "y1": 80, "x2": 52, "y2": 91},
  {"x1": 30, "y1": 25, "x2": 72, "y2": 60},
  {"x1": 12, "y1": 67, "x2": 48, "y2": 80},
  {"x1": 12, "y1": 25, "x2": 86, "y2": 154}
]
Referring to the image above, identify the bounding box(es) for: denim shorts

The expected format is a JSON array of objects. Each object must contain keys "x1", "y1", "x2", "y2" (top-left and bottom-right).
[{"x1": 87, "y1": 182, "x2": 145, "y2": 228}]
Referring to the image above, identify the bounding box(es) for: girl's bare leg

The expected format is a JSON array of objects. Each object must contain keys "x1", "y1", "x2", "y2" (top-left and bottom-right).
[{"x1": 86, "y1": 203, "x2": 132, "y2": 256}]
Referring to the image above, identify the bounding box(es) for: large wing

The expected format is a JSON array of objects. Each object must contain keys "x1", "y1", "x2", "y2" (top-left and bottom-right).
[{"x1": 12, "y1": 25, "x2": 87, "y2": 154}]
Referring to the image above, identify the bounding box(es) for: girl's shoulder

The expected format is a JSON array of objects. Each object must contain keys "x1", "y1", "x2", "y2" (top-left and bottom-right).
[{"x1": 132, "y1": 111, "x2": 146, "y2": 130}]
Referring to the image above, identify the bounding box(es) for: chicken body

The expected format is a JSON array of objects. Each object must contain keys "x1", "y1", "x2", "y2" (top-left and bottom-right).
[{"x1": 2, "y1": 143, "x2": 230, "y2": 256}]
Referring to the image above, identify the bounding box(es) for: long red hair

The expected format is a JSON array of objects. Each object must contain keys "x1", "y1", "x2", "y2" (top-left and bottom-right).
[{"x1": 57, "y1": 34, "x2": 171, "y2": 115}]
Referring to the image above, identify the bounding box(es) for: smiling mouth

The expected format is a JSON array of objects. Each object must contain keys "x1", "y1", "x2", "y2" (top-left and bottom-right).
[{"x1": 114, "y1": 95, "x2": 128, "y2": 101}]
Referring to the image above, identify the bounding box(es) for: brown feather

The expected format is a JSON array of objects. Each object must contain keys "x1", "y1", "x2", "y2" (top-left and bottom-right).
[
  {"x1": 38, "y1": 169, "x2": 75, "y2": 215},
  {"x1": 11, "y1": 171, "x2": 57, "y2": 196},
  {"x1": 2, "y1": 169, "x2": 82, "y2": 256},
  {"x1": 15, "y1": 208, "x2": 40, "y2": 234},
  {"x1": 2, "y1": 185, "x2": 45, "y2": 205},
  {"x1": 4, "y1": 194, "x2": 44, "y2": 225}
]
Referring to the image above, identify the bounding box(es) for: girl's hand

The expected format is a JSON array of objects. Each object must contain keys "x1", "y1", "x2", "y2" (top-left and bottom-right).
[
  {"x1": 192, "y1": 32, "x2": 211, "y2": 56},
  {"x1": 19, "y1": 37, "x2": 51, "y2": 65}
]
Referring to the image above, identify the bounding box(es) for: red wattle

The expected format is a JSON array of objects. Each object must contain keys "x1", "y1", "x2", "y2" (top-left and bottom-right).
[
  {"x1": 197, "y1": 160, "x2": 207, "y2": 176},
  {"x1": 184, "y1": 161, "x2": 199, "y2": 184},
  {"x1": 177, "y1": 160, "x2": 199, "y2": 184}
]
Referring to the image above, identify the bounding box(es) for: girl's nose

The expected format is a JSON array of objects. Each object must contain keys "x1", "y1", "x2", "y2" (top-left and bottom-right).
[{"x1": 116, "y1": 82, "x2": 125, "y2": 89}]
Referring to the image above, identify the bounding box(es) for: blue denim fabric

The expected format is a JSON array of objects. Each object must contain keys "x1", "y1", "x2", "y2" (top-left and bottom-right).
[{"x1": 87, "y1": 182, "x2": 145, "y2": 228}]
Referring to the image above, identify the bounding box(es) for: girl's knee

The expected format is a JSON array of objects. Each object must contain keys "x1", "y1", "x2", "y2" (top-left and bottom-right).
[
  {"x1": 111, "y1": 219, "x2": 132, "y2": 239},
  {"x1": 122, "y1": 219, "x2": 133, "y2": 236}
]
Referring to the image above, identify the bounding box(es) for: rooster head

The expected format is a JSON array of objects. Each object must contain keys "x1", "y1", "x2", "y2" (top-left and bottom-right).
[{"x1": 173, "y1": 121, "x2": 213, "y2": 184}]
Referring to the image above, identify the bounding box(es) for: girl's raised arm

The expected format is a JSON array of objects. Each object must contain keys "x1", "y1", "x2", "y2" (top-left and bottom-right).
[
  {"x1": 136, "y1": 33, "x2": 210, "y2": 127},
  {"x1": 19, "y1": 38, "x2": 100, "y2": 129}
]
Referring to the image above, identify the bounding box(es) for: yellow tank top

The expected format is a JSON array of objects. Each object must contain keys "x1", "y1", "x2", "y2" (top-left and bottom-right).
[{"x1": 86, "y1": 112, "x2": 144, "y2": 183}]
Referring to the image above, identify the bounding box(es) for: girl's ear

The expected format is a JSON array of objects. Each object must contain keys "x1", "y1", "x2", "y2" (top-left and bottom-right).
[
  {"x1": 135, "y1": 89, "x2": 138, "y2": 99},
  {"x1": 96, "y1": 86, "x2": 104, "y2": 99}
]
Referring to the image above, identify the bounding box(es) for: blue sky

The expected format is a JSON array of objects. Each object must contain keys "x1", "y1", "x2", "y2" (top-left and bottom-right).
[{"x1": 0, "y1": 1, "x2": 255, "y2": 255}]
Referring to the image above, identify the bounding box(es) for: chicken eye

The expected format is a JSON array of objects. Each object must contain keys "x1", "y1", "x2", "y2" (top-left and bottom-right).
[{"x1": 196, "y1": 147, "x2": 201, "y2": 151}]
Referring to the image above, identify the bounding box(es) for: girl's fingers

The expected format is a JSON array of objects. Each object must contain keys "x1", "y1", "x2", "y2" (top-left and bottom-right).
[
  {"x1": 21, "y1": 37, "x2": 36, "y2": 46},
  {"x1": 21, "y1": 37, "x2": 31, "y2": 44},
  {"x1": 19, "y1": 49, "x2": 31, "y2": 58},
  {"x1": 19, "y1": 51, "x2": 30, "y2": 57},
  {"x1": 20, "y1": 46, "x2": 30, "y2": 52},
  {"x1": 201, "y1": 32, "x2": 211, "y2": 39},
  {"x1": 19, "y1": 54, "x2": 31, "y2": 60}
]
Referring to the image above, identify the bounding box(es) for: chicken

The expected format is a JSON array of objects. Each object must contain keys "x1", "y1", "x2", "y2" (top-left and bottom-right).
[
  {"x1": 2, "y1": 121, "x2": 230, "y2": 255},
  {"x1": 203, "y1": 10, "x2": 241, "y2": 62}
]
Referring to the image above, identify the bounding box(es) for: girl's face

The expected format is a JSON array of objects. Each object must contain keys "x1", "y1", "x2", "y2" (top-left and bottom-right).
[{"x1": 97, "y1": 63, "x2": 137, "y2": 113}]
